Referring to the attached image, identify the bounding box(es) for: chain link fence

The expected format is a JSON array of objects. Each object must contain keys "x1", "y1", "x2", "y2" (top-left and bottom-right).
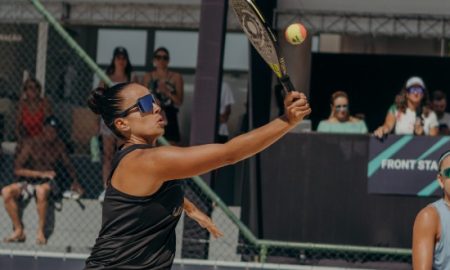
[
  {"x1": 0, "y1": 20, "x2": 103, "y2": 253},
  {"x1": 0, "y1": 3, "x2": 413, "y2": 270}
]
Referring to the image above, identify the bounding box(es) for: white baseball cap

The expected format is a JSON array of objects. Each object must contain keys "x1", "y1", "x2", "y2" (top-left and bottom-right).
[{"x1": 406, "y1": 76, "x2": 425, "y2": 89}]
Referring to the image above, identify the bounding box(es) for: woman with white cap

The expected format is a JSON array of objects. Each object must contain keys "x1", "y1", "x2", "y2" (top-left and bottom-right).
[{"x1": 374, "y1": 76, "x2": 439, "y2": 138}]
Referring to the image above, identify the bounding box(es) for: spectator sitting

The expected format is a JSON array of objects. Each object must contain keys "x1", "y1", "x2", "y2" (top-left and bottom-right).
[
  {"x1": 431, "y1": 90, "x2": 450, "y2": 135},
  {"x1": 374, "y1": 76, "x2": 438, "y2": 138},
  {"x1": 1, "y1": 116, "x2": 83, "y2": 245},
  {"x1": 317, "y1": 91, "x2": 368, "y2": 134},
  {"x1": 15, "y1": 78, "x2": 51, "y2": 144}
]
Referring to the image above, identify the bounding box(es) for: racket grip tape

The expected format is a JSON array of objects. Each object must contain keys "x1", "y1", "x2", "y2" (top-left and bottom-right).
[{"x1": 280, "y1": 75, "x2": 295, "y2": 92}]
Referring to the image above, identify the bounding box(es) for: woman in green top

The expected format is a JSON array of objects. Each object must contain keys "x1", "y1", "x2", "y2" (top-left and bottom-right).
[{"x1": 317, "y1": 91, "x2": 368, "y2": 134}]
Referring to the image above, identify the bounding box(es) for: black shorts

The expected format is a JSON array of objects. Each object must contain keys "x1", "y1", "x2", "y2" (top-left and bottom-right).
[{"x1": 18, "y1": 179, "x2": 57, "y2": 200}]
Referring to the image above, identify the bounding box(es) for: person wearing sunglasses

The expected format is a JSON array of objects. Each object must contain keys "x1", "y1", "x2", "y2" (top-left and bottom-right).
[
  {"x1": 374, "y1": 76, "x2": 439, "y2": 138},
  {"x1": 431, "y1": 90, "x2": 450, "y2": 135},
  {"x1": 317, "y1": 91, "x2": 368, "y2": 134},
  {"x1": 84, "y1": 82, "x2": 310, "y2": 269},
  {"x1": 142, "y1": 47, "x2": 184, "y2": 145},
  {"x1": 15, "y1": 78, "x2": 52, "y2": 145},
  {"x1": 412, "y1": 150, "x2": 450, "y2": 270}
]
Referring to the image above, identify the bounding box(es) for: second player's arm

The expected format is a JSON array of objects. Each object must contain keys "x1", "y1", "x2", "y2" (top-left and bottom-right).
[
  {"x1": 183, "y1": 197, "x2": 223, "y2": 238},
  {"x1": 412, "y1": 206, "x2": 439, "y2": 270}
]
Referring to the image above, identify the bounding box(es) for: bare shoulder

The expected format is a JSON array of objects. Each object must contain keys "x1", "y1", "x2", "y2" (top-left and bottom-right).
[
  {"x1": 117, "y1": 147, "x2": 159, "y2": 171},
  {"x1": 128, "y1": 145, "x2": 177, "y2": 161},
  {"x1": 414, "y1": 205, "x2": 439, "y2": 229},
  {"x1": 171, "y1": 71, "x2": 183, "y2": 80},
  {"x1": 142, "y1": 71, "x2": 154, "y2": 83},
  {"x1": 118, "y1": 145, "x2": 185, "y2": 173},
  {"x1": 143, "y1": 71, "x2": 153, "y2": 78},
  {"x1": 326, "y1": 118, "x2": 338, "y2": 123},
  {"x1": 111, "y1": 147, "x2": 167, "y2": 195},
  {"x1": 413, "y1": 204, "x2": 441, "y2": 245},
  {"x1": 349, "y1": 116, "x2": 362, "y2": 123}
]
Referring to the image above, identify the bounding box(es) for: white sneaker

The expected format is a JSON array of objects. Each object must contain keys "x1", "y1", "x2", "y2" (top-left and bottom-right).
[
  {"x1": 63, "y1": 190, "x2": 81, "y2": 200},
  {"x1": 98, "y1": 189, "x2": 106, "y2": 202}
]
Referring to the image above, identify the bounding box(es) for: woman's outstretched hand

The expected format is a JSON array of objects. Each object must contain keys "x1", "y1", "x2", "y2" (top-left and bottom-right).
[
  {"x1": 183, "y1": 198, "x2": 223, "y2": 238},
  {"x1": 283, "y1": 91, "x2": 311, "y2": 125},
  {"x1": 186, "y1": 208, "x2": 224, "y2": 239}
]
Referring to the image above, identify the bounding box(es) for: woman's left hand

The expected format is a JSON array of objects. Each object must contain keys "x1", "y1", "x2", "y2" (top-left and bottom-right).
[{"x1": 186, "y1": 208, "x2": 224, "y2": 238}]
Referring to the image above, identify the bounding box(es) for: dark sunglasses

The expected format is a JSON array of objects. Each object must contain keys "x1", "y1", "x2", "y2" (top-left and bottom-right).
[
  {"x1": 154, "y1": 54, "x2": 169, "y2": 61},
  {"x1": 116, "y1": 94, "x2": 158, "y2": 117},
  {"x1": 407, "y1": 86, "x2": 424, "y2": 95},
  {"x1": 335, "y1": 104, "x2": 348, "y2": 111},
  {"x1": 440, "y1": 167, "x2": 450, "y2": 178}
]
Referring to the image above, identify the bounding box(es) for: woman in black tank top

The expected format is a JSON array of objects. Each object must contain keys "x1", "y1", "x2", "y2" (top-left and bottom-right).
[{"x1": 85, "y1": 82, "x2": 311, "y2": 269}]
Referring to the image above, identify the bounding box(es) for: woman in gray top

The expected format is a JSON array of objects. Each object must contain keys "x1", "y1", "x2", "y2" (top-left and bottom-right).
[{"x1": 413, "y1": 150, "x2": 450, "y2": 269}]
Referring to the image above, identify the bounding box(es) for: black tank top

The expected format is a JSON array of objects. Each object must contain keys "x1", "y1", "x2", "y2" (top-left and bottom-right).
[{"x1": 85, "y1": 144, "x2": 184, "y2": 270}]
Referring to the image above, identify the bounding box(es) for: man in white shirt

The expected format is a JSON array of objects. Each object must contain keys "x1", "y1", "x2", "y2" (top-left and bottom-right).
[
  {"x1": 217, "y1": 81, "x2": 235, "y2": 143},
  {"x1": 431, "y1": 90, "x2": 450, "y2": 135}
]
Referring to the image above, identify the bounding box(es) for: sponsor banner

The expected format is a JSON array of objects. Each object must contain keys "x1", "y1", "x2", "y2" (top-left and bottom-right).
[{"x1": 368, "y1": 135, "x2": 450, "y2": 196}]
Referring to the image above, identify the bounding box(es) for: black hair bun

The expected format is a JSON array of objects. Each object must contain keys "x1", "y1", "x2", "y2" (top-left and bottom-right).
[{"x1": 87, "y1": 87, "x2": 106, "y2": 115}]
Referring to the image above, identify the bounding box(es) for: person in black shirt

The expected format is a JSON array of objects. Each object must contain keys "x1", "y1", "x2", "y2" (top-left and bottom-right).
[
  {"x1": 85, "y1": 82, "x2": 310, "y2": 269},
  {"x1": 143, "y1": 47, "x2": 184, "y2": 145}
]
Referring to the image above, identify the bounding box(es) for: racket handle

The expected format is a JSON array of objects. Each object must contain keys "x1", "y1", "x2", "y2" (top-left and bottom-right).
[{"x1": 280, "y1": 75, "x2": 295, "y2": 92}]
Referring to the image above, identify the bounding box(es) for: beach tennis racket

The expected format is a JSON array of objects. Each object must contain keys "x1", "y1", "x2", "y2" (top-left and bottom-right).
[{"x1": 230, "y1": 0, "x2": 294, "y2": 93}]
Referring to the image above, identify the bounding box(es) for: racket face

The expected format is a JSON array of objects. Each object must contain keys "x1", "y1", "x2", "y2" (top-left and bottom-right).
[{"x1": 230, "y1": 0, "x2": 283, "y2": 78}]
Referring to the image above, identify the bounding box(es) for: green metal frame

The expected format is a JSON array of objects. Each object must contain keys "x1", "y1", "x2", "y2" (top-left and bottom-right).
[{"x1": 29, "y1": 0, "x2": 412, "y2": 262}]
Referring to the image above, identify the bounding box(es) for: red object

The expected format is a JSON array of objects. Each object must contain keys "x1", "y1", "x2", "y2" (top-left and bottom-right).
[{"x1": 21, "y1": 103, "x2": 45, "y2": 137}]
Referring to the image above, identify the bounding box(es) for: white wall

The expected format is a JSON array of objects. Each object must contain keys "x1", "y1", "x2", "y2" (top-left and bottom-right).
[
  {"x1": 96, "y1": 29, "x2": 148, "y2": 66},
  {"x1": 154, "y1": 30, "x2": 249, "y2": 71}
]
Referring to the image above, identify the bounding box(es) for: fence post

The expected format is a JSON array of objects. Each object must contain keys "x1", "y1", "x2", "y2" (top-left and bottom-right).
[{"x1": 36, "y1": 21, "x2": 48, "y2": 96}]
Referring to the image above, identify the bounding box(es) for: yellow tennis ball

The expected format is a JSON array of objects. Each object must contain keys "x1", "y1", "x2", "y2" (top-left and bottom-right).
[{"x1": 285, "y1": 23, "x2": 307, "y2": 45}]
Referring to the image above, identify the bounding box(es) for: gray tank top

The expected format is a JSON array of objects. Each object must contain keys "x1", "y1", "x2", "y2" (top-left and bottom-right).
[{"x1": 432, "y1": 199, "x2": 450, "y2": 270}]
